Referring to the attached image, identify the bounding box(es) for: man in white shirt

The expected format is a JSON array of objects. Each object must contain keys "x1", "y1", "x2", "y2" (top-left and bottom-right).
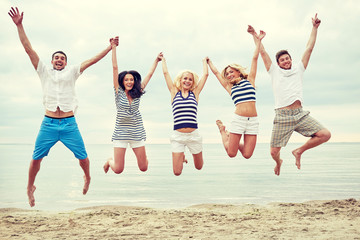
[
  {"x1": 248, "y1": 14, "x2": 331, "y2": 176},
  {"x1": 9, "y1": 7, "x2": 114, "y2": 207}
]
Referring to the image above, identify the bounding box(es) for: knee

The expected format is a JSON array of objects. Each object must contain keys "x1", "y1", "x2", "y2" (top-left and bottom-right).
[
  {"x1": 270, "y1": 149, "x2": 280, "y2": 158},
  {"x1": 30, "y1": 159, "x2": 42, "y2": 166},
  {"x1": 79, "y1": 157, "x2": 89, "y2": 166},
  {"x1": 139, "y1": 164, "x2": 148, "y2": 172},
  {"x1": 242, "y1": 153, "x2": 252, "y2": 159},
  {"x1": 315, "y1": 129, "x2": 331, "y2": 143},
  {"x1": 195, "y1": 163, "x2": 203, "y2": 170},
  {"x1": 227, "y1": 151, "x2": 237, "y2": 158},
  {"x1": 322, "y1": 129, "x2": 331, "y2": 142},
  {"x1": 113, "y1": 167, "x2": 124, "y2": 174},
  {"x1": 173, "y1": 170, "x2": 182, "y2": 176}
]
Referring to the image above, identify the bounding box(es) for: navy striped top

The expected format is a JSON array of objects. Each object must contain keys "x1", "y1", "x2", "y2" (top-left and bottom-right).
[
  {"x1": 112, "y1": 87, "x2": 146, "y2": 141},
  {"x1": 231, "y1": 79, "x2": 256, "y2": 105},
  {"x1": 172, "y1": 91, "x2": 198, "y2": 130}
]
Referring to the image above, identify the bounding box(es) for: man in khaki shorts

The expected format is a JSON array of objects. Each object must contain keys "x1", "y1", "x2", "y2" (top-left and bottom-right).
[{"x1": 249, "y1": 14, "x2": 331, "y2": 175}]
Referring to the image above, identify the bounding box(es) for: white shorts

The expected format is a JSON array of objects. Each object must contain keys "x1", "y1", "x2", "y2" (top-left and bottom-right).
[
  {"x1": 170, "y1": 129, "x2": 202, "y2": 154},
  {"x1": 229, "y1": 114, "x2": 259, "y2": 135},
  {"x1": 113, "y1": 139, "x2": 145, "y2": 148}
]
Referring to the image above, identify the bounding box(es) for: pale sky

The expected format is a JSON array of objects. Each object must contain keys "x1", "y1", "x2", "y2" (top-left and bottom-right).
[{"x1": 1, "y1": 0, "x2": 359, "y2": 144}]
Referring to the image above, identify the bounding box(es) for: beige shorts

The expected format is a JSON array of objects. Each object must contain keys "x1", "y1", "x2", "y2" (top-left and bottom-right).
[
  {"x1": 271, "y1": 108, "x2": 324, "y2": 147},
  {"x1": 170, "y1": 129, "x2": 203, "y2": 154}
]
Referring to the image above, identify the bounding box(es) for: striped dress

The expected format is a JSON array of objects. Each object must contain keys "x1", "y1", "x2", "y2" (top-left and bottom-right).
[
  {"x1": 111, "y1": 87, "x2": 146, "y2": 142},
  {"x1": 172, "y1": 91, "x2": 198, "y2": 130},
  {"x1": 231, "y1": 79, "x2": 256, "y2": 105}
]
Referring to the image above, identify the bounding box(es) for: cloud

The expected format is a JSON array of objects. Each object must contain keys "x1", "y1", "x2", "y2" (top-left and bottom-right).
[{"x1": 1, "y1": 0, "x2": 359, "y2": 144}]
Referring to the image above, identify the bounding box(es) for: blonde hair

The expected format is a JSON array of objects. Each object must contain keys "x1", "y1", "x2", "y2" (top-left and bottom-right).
[
  {"x1": 173, "y1": 70, "x2": 199, "y2": 91},
  {"x1": 221, "y1": 64, "x2": 248, "y2": 85}
]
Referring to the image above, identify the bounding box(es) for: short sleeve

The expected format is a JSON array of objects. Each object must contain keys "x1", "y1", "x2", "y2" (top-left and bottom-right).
[{"x1": 72, "y1": 65, "x2": 82, "y2": 81}]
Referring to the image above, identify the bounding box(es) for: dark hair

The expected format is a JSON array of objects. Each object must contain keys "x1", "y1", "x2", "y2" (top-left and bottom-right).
[
  {"x1": 52, "y1": 51, "x2": 67, "y2": 62},
  {"x1": 275, "y1": 50, "x2": 291, "y2": 64},
  {"x1": 118, "y1": 70, "x2": 144, "y2": 99}
]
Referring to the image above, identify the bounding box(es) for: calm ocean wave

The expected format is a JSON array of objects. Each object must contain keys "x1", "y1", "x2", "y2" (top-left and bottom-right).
[{"x1": 0, "y1": 142, "x2": 359, "y2": 211}]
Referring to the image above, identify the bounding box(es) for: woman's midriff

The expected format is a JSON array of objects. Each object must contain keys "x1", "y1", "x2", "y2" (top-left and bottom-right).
[
  {"x1": 176, "y1": 128, "x2": 196, "y2": 133},
  {"x1": 234, "y1": 101, "x2": 257, "y2": 117}
]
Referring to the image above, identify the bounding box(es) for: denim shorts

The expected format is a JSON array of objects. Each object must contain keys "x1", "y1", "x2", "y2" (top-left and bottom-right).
[{"x1": 32, "y1": 116, "x2": 88, "y2": 160}]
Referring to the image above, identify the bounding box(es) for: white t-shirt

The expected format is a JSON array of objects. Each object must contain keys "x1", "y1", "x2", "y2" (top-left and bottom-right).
[
  {"x1": 36, "y1": 60, "x2": 82, "y2": 113},
  {"x1": 268, "y1": 61, "x2": 305, "y2": 109}
]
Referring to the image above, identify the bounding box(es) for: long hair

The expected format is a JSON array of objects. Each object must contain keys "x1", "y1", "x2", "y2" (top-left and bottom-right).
[
  {"x1": 173, "y1": 70, "x2": 199, "y2": 92},
  {"x1": 221, "y1": 64, "x2": 248, "y2": 85},
  {"x1": 118, "y1": 70, "x2": 144, "y2": 99}
]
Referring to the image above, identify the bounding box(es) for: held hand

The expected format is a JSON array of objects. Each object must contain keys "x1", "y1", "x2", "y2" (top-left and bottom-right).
[
  {"x1": 205, "y1": 56, "x2": 211, "y2": 64},
  {"x1": 113, "y1": 36, "x2": 119, "y2": 46},
  {"x1": 156, "y1": 52, "x2": 163, "y2": 62},
  {"x1": 247, "y1": 25, "x2": 256, "y2": 35},
  {"x1": 160, "y1": 52, "x2": 166, "y2": 61},
  {"x1": 258, "y1": 30, "x2": 266, "y2": 40},
  {"x1": 312, "y1": 13, "x2": 321, "y2": 28},
  {"x1": 109, "y1": 36, "x2": 119, "y2": 47},
  {"x1": 8, "y1": 7, "x2": 23, "y2": 26},
  {"x1": 253, "y1": 30, "x2": 265, "y2": 42}
]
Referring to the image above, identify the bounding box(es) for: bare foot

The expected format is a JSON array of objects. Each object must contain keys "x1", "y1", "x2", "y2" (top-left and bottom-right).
[
  {"x1": 274, "y1": 159, "x2": 283, "y2": 176},
  {"x1": 216, "y1": 120, "x2": 226, "y2": 132},
  {"x1": 103, "y1": 158, "x2": 111, "y2": 173},
  {"x1": 27, "y1": 185, "x2": 36, "y2": 207},
  {"x1": 292, "y1": 149, "x2": 302, "y2": 170},
  {"x1": 183, "y1": 155, "x2": 188, "y2": 164},
  {"x1": 83, "y1": 176, "x2": 91, "y2": 195}
]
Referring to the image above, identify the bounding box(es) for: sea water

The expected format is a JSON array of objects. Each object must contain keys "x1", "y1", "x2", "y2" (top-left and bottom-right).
[{"x1": 0, "y1": 142, "x2": 359, "y2": 211}]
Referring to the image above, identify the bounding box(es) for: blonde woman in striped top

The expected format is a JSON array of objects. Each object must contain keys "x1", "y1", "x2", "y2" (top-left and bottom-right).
[
  {"x1": 160, "y1": 53, "x2": 209, "y2": 176},
  {"x1": 206, "y1": 27, "x2": 265, "y2": 159}
]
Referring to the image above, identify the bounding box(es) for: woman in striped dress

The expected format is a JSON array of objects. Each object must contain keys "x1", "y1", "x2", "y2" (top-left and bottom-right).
[
  {"x1": 103, "y1": 37, "x2": 162, "y2": 174},
  {"x1": 206, "y1": 27, "x2": 265, "y2": 159},
  {"x1": 160, "y1": 54, "x2": 209, "y2": 176}
]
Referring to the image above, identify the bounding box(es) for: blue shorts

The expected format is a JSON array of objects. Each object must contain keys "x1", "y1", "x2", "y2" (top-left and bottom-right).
[{"x1": 32, "y1": 116, "x2": 88, "y2": 160}]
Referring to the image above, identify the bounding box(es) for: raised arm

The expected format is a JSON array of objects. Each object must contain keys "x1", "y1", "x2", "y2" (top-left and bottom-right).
[
  {"x1": 9, "y1": 7, "x2": 39, "y2": 70},
  {"x1": 193, "y1": 58, "x2": 209, "y2": 97},
  {"x1": 160, "y1": 55, "x2": 175, "y2": 93},
  {"x1": 247, "y1": 30, "x2": 266, "y2": 85},
  {"x1": 248, "y1": 25, "x2": 272, "y2": 72},
  {"x1": 80, "y1": 40, "x2": 113, "y2": 73},
  {"x1": 302, "y1": 13, "x2": 321, "y2": 69},
  {"x1": 141, "y1": 52, "x2": 162, "y2": 90},
  {"x1": 206, "y1": 57, "x2": 231, "y2": 94},
  {"x1": 111, "y1": 37, "x2": 119, "y2": 90}
]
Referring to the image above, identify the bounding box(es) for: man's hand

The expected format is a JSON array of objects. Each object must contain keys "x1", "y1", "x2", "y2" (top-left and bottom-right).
[
  {"x1": 312, "y1": 13, "x2": 321, "y2": 28},
  {"x1": 8, "y1": 7, "x2": 23, "y2": 26}
]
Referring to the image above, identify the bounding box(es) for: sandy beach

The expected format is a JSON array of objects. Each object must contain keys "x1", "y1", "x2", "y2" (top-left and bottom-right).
[{"x1": 0, "y1": 199, "x2": 359, "y2": 239}]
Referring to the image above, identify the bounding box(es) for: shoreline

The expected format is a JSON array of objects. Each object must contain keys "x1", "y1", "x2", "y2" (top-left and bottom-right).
[{"x1": 1, "y1": 198, "x2": 359, "y2": 239}]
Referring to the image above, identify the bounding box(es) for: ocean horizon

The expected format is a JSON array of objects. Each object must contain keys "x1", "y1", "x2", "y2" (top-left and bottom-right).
[{"x1": 0, "y1": 142, "x2": 359, "y2": 211}]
